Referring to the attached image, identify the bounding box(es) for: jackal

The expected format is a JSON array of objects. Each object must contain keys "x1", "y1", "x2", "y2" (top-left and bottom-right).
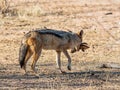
[{"x1": 19, "y1": 28, "x2": 89, "y2": 75}]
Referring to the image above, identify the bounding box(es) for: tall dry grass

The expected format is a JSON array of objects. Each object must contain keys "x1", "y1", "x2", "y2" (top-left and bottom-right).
[
  {"x1": 0, "y1": 0, "x2": 45, "y2": 17},
  {"x1": 0, "y1": 0, "x2": 8, "y2": 15},
  {"x1": 17, "y1": 5, "x2": 44, "y2": 17},
  {"x1": 0, "y1": 0, "x2": 17, "y2": 17}
]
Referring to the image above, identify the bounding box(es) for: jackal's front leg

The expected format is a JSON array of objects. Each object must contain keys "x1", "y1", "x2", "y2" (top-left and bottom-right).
[
  {"x1": 56, "y1": 51, "x2": 66, "y2": 73},
  {"x1": 63, "y1": 50, "x2": 71, "y2": 71}
]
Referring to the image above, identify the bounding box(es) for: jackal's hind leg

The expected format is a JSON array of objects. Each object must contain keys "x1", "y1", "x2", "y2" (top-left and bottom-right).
[
  {"x1": 31, "y1": 49, "x2": 41, "y2": 76},
  {"x1": 56, "y1": 51, "x2": 66, "y2": 73},
  {"x1": 28, "y1": 37, "x2": 42, "y2": 76},
  {"x1": 23, "y1": 48, "x2": 32, "y2": 75},
  {"x1": 63, "y1": 50, "x2": 71, "y2": 71}
]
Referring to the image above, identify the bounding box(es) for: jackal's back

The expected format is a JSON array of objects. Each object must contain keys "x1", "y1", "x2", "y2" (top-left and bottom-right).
[{"x1": 34, "y1": 29, "x2": 81, "y2": 50}]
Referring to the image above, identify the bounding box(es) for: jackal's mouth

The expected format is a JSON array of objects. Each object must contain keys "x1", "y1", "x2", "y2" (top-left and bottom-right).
[{"x1": 71, "y1": 42, "x2": 89, "y2": 53}]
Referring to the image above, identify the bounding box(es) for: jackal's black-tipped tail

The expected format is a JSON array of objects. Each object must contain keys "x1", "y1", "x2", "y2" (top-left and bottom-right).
[{"x1": 19, "y1": 43, "x2": 28, "y2": 68}]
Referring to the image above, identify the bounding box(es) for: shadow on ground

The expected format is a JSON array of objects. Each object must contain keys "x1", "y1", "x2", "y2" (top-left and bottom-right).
[{"x1": 0, "y1": 64, "x2": 120, "y2": 89}]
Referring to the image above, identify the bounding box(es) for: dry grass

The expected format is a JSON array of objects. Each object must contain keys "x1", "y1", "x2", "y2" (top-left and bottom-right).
[
  {"x1": 0, "y1": 0, "x2": 120, "y2": 90},
  {"x1": 0, "y1": 0, "x2": 8, "y2": 16}
]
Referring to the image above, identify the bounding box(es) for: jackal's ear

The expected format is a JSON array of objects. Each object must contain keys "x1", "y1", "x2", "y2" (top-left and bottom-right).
[{"x1": 79, "y1": 30, "x2": 83, "y2": 37}]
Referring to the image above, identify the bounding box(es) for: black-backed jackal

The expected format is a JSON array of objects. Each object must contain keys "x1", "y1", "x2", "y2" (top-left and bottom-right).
[{"x1": 19, "y1": 29, "x2": 89, "y2": 75}]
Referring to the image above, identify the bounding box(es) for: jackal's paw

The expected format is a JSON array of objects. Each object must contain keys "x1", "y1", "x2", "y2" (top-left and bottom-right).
[
  {"x1": 23, "y1": 73, "x2": 28, "y2": 76},
  {"x1": 61, "y1": 70, "x2": 66, "y2": 74},
  {"x1": 67, "y1": 66, "x2": 71, "y2": 71},
  {"x1": 34, "y1": 74, "x2": 40, "y2": 78}
]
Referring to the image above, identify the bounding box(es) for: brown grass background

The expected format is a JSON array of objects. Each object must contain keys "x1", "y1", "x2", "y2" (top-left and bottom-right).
[{"x1": 0, "y1": 0, "x2": 120, "y2": 89}]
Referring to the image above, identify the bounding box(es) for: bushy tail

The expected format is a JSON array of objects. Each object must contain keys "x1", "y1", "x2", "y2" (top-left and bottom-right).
[
  {"x1": 19, "y1": 31, "x2": 31, "y2": 68},
  {"x1": 19, "y1": 43, "x2": 28, "y2": 68}
]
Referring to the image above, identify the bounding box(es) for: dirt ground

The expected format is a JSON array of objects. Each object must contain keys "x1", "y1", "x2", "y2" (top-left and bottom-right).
[{"x1": 0, "y1": 0, "x2": 120, "y2": 90}]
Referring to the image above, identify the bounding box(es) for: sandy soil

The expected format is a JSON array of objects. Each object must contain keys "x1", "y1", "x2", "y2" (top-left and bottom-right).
[{"x1": 0, "y1": 0, "x2": 120, "y2": 89}]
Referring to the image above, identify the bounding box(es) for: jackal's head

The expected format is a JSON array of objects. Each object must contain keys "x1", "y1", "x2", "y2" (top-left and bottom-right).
[{"x1": 71, "y1": 30, "x2": 89, "y2": 53}]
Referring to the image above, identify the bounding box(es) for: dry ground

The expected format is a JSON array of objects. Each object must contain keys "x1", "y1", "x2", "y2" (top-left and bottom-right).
[{"x1": 0, "y1": 0, "x2": 120, "y2": 90}]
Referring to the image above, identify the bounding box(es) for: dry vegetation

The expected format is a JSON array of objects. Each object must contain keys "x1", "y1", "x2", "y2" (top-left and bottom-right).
[{"x1": 0, "y1": 0, "x2": 120, "y2": 89}]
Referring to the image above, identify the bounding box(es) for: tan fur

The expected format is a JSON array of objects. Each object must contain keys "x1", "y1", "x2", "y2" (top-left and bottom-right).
[{"x1": 19, "y1": 29, "x2": 89, "y2": 75}]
